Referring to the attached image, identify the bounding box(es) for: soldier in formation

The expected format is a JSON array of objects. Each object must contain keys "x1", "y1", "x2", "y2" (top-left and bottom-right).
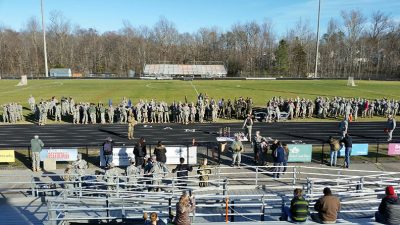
[
  {"x1": 1, "y1": 103, "x2": 24, "y2": 124},
  {"x1": 3, "y1": 95, "x2": 400, "y2": 124}
]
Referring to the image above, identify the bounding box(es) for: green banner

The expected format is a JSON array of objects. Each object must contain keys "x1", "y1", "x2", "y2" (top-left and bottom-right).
[{"x1": 287, "y1": 144, "x2": 312, "y2": 162}]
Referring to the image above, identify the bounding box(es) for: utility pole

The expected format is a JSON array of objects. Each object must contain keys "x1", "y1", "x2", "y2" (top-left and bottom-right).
[
  {"x1": 314, "y1": 0, "x2": 321, "y2": 78},
  {"x1": 41, "y1": 0, "x2": 49, "y2": 77}
]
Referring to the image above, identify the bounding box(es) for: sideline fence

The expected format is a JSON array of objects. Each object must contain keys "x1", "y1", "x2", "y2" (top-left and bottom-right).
[{"x1": 0, "y1": 140, "x2": 399, "y2": 169}]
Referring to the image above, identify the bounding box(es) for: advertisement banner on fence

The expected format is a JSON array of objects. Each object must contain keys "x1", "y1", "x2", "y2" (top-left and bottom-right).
[
  {"x1": 40, "y1": 148, "x2": 78, "y2": 161},
  {"x1": 100, "y1": 147, "x2": 135, "y2": 167},
  {"x1": 388, "y1": 143, "x2": 400, "y2": 156},
  {"x1": 99, "y1": 146, "x2": 197, "y2": 166},
  {"x1": 338, "y1": 144, "x2": 369, "y2": 157},
  {"x1": 0, "y1": 150, "x2": 15, "y2": 162},
  {"x1": 166, "y1": 146, "x2": 197, "y2": 164},
  {"x1": 287, "y1": 144, "x2": 312, "y2": 162}
]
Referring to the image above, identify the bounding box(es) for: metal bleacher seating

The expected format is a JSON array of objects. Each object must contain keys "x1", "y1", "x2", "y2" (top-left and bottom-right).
[{"x1": 143, "y1": 64, "x2": 227, "y2": 78}]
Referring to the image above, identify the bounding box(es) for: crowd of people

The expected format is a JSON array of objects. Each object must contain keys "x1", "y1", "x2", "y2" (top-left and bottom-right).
[
  {"x1": 1, "y1": 94, "x2": 399, "y2": 125},
  {"x1": 30, "y1": 134, "x2": 400, "y2": 224},
  {"x1": 1, "y1": 102, "x2": 24, "y2": 123}
]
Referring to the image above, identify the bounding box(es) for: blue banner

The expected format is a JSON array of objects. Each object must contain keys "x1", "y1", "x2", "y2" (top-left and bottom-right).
[
  {"x1": 287, "y1": 144, "x2": 312, "y2": 162},
  {"x1": 338, "y1": 144, "x2": 368, "y2": 157},
  {"x1": 40, "y1": 148, "x2": 78, "y2": 161}
]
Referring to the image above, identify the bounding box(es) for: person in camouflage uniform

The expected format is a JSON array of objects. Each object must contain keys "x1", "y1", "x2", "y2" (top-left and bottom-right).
[
  {"x1": 127, "y1": 113, "x2": 136, "y2": 140},
  {"x1": 148, "y1": 155, "x2": 167, "y2": 192},
  {"x1": 28, "y1": 95, "x2": 36, "y2": 112},
  {"x1": 2, "y1": 104, "x2": 9, "y2": 123},
  {"x1": 126, "y1": 158, "x2": 140, "y2": 186},
  {"x1": 99, "y1": 103, "x2": 106, "y2": 124},
  {"x1": 72, "y1": 154, "x2": 88, "y2": 179},
  {"x1": 54, "y1": 103, "x2": 62, "y2": 122},
  {"x1": 197, "y1": 158, "x2": 211, "y2": 187},
  {"x1": 72, "y1": 104, "x2": 80, "y2": 124},
  {"x1": 104, "y1": 163, "x2": 120, "y2": 193},
  {"x1": 63, "y1": 165, "x2": 75, "y2": 195},
  {"x1": 89, "y1": 104, "x2": 97, "y2": 124}
]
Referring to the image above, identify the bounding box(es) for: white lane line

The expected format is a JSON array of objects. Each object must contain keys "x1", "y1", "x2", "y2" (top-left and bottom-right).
[{"x1": 189, "y1": 81, "x2": 199, "y2": 96}]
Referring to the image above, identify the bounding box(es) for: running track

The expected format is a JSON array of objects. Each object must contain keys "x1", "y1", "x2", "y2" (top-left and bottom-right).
[{"x1": 0, "y1": 122, "x2": 396, "y2": 148}]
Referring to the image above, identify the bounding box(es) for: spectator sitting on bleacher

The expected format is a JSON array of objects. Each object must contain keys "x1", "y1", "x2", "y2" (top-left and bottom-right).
[
  {"x1": 375, "y1": 186, "x2": 400, "y2": 225},
  {"x1": 143, "y1": 212, "x2": 162, "y2": 225},
  {"x1": 311, "y1": 187, "x2": 341, "y2": 224},
  {"x1": 280, "y1": 188, "x2": 309, "y2": 223}
]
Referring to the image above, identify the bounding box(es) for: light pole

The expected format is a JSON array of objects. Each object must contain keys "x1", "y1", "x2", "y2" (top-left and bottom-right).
[
  {"x1": 41, "y1": 0, "x2": 49, "y2": 77},
  {"x1": 314, "y1": 0, "x2": 321, "y2": 78}
]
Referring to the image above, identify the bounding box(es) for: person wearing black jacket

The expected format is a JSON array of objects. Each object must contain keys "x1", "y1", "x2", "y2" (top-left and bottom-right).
[
  {"x1": 154, "y1": 141, "x2": 167, "y2": 165},
  {"x1": 340, "y1": 133, "x2": 352, "y2": 168},
  {"x1": 134, "y1": 137, "x2": 147, "y2": 170},
  {"x1": 172, "y1": 157, "x2": 193, "y2": 187},
  {"x1": 375, "y1": 186, "x2": 400, "y2": 225}
]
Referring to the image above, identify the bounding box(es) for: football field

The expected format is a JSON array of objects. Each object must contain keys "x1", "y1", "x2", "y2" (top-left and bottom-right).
[{"x1": 1, "y1": 79, "x2": 400, "y2": 109}]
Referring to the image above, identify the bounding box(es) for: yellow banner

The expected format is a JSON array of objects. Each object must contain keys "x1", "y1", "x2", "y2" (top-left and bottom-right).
[{"x1": 0, "y1": 150, "x2": 15, "y2": 163}]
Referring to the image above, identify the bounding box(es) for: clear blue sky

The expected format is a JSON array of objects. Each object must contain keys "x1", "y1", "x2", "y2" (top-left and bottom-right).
[{"x1": 0, "y1": 0, "x2": 399, "y2": 36}]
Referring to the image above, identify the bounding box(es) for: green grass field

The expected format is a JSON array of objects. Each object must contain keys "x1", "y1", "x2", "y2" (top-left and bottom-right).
[{"x1": 1, "y1": 79, "x2": 400, "y2": 107}]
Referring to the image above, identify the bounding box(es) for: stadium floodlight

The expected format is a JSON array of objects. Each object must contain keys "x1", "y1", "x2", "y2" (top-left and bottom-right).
[
  {"x1": 314, "y1": 0, "x2": 321, "y2": 78},
  {"x1": 41, "y1": 0, "x2": 49, "y2": 78}
]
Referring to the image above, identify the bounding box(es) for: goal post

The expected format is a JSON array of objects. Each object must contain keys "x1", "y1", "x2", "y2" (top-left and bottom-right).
[
  {"x1": 16, "y1": 75, "x2": 28, "y2": 86},
  {"x1": 347, "y1": 76, "x2": 356, "y2": 87}
]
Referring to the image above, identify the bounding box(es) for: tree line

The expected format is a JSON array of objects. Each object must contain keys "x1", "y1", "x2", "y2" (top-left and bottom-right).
[{"x1": 0, "y1": 10, "x2": 399, "y2": 79}]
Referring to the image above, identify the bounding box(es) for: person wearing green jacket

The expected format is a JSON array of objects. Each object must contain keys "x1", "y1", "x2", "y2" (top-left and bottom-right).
[{"x1": 30, "y1": 135, "x2": 44, "y2": 172}]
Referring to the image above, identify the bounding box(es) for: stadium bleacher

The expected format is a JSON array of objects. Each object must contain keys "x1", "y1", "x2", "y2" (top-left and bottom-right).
[{"x1": 143, "y1": 64, "x2": 227, "y2": 78}]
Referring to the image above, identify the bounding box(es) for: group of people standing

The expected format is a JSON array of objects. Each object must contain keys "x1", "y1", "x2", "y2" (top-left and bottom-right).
[
  {"x1": 229, "y1": 131, "x2": 289, "y2": 178},
  {"x1": 100, "y1": 138, "x2": 212, "y2": 192},
  {"x1": 1, "y1": 102, "x2": 23, "y2": 124},
  {"x1": 4, "y1": 93, "x2": 399, "y2": 125},
  {"x1": 18, "y1": 94, "x2": 254, "y2": 125}
]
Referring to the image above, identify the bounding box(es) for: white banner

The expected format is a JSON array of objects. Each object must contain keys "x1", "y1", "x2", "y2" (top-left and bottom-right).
[
  {"x1": 40, "y1": 148, "x2": 78, "y2": 161},
  {"x1": 165, "y1": 146, "x2": 197, "y2": 165},
  {"x1": 100, "y1": 146, "x2": 197, "y2": 166},
  {"x1": 100, "y1": 147, "x2": 135, "y2": 166}
]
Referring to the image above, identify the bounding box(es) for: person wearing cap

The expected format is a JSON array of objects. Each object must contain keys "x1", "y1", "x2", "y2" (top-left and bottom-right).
[
  {"x1": 72, "y1": 154, "x2": 88, "y2": 178},
  {"x1": 30, "y1": 135, "x2": 44, "y2": 172},
  {"x1": 102, "y1": 137, "x2": 114, "y2": 168},
  {"x1": 375, "y1": 186, "x2": 400, "y2": 224},
  {"x1": 63, "y1": 165, "x2": 74, "y2": 195},
  {"x1": 148, "y1": 155, "x2": 168, "y2": 192},
  {"x1": 197, "y1": 158, "x2": 211, "y2": 187},
  {"x1": 104, "y1": 163, "x2": 119, "y2": 192},
  {"x1": 126, "y1": 158, "x2": 140, "y2": 185},
  {"x1": 386, "y1": 115, "x2": 396, "y2": 142}
]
